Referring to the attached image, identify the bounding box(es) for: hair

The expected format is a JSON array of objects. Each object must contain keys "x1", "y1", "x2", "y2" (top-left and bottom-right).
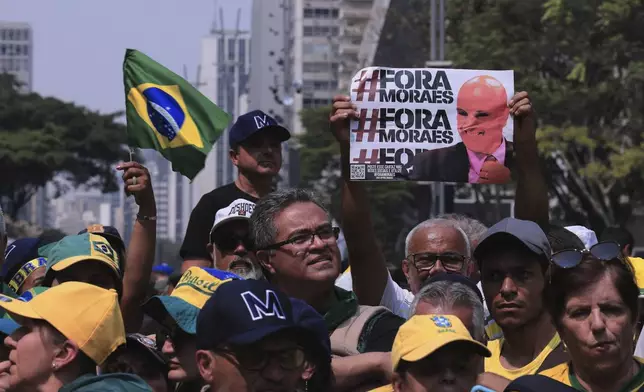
[
  {"x1": 404, "y1": 218, "x2": 471, "y2": 257},
  {"x1": 436, "y1": 213, "x2": 488, "y2": 246},
  {"x1": 411, "y1": 281, "x2": 485, "y2": 341},
  {"x1": 250, "y1": 188, "x2": 331, "y2": 250},
  {"x1": 544, "y1": 256, "x2": 639, "y2": 329},
  {"x1": 40, "y1": 321, "x2": 97, "y2": 375},
  {"x1": 543, "y1": 224, "x2": 585, "y2": 253},
  {"x1": 600, "y1": 227, "x2": 635, "y2": 252}
]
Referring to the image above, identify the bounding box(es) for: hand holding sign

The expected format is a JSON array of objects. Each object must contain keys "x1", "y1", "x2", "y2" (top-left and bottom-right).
[
  {"x1": 509, "y1": 91, "x2": 535, "y2": 144},
  {"x1": 330, "y1": 95, "x2": 359, "y2": 146}
]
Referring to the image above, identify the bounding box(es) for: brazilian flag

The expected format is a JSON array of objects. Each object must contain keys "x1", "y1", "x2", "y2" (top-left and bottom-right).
[{"x1": 123, "y1": 49, "x2": 231, "y2": 180}]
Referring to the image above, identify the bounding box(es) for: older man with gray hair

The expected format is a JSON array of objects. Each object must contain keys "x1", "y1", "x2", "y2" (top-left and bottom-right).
[{"x1": 411, "y1": 273, "x2": 486, "y2": 343}]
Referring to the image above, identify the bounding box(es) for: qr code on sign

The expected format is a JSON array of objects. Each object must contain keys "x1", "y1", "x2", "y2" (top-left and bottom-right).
[{"x1": 350, "y1": 165, "x2": 366, "y2": 180}]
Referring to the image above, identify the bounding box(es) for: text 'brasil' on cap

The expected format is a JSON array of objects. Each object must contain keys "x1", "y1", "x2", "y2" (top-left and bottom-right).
[
  {"x1": 392, "y1": 314, "x2": 490, "y2": 372},
  {"x1": 0, "y1": 282, "x2": 124, "y2": 365},
  {"x1": 142, "y1": 267, "x2": 241, "y2": 334}
]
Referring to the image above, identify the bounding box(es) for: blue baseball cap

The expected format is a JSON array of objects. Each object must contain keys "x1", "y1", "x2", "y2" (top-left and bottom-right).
[
  {"x1": 152, "y1": 263, "x2": 174, "y2": 276},
  {"x1": 228, "y1": 110, "x2": 291, "y2": 147},
  {"x1": 2, "y1": 238, "x2": 42, "y2": 287},
  {"x1": 290, "y1": 297, "x2": 331, "y2": 360},
  {"x1": 196, "y1": 280, "x2": 308, "y2": 350}
]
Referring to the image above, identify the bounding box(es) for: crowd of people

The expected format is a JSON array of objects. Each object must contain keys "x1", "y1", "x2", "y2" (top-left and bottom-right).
[{"x1": 0, "y1": 91, "x2": 643, "y2": 392}]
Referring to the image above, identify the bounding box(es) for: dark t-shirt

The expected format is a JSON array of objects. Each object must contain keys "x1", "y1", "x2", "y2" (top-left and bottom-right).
[
  {"x1": 362, "y1": 311, "x2": 405, "y2": 353},
  {"x1": 180, "y1": 183, "x2": 258, "y2": 260}
]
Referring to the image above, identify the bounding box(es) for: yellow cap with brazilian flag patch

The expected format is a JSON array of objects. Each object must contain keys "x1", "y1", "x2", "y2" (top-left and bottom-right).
[
  {"x1": 391, "y1": 314, "x2": 490, "y2": 371},
  {"x1": 142, "y1": 267, "x2": 241, "y2": 334},
  {"x1": 0, "y1": 282, "x2": 124, "y2": 365},
  {"x1": 39, "y1": 233, "x2": 122, "y2": 289}
]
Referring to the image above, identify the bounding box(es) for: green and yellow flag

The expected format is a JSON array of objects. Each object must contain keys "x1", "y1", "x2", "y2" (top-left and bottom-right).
[{"x1": 123, "y1": 49, "x2": 231, "y2": 180}]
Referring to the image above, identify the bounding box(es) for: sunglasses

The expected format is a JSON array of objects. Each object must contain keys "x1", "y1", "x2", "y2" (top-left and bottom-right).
[
  {"x1": 218, "y1": 345, "x2": 306, "y2": 371},
  {"x1": 550, "y1": 241, "x2": 622, "y2": 269},
  {"x1": 212, "y1": 234, "x2": 254, "y2": 252}
]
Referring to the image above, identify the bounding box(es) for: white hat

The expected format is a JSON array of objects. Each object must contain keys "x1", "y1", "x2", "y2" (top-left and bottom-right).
[
  {"x1": 210, "y1": 199, "x2": 256, "y2": 235},
  {"x1": 565, "y1": 225, "x2": 598, "y2": 249}
]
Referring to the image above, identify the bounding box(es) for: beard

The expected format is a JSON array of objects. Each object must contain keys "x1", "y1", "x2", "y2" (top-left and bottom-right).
[{"x1": 228, "y1": 256, "x2": 265, "y2": 280}]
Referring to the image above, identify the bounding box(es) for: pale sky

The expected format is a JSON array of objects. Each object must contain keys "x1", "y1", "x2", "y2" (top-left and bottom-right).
[{"x1": 0, "y1": 0, "x2": 252, "y2": 113}]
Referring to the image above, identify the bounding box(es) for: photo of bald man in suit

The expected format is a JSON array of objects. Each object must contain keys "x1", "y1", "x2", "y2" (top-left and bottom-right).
[{"x1": 410, "y1": 75, "x2": 513, "y2": 183}]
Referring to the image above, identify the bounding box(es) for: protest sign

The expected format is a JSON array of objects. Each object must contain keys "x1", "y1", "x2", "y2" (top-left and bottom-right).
[{"x1": 349, "y1": 67, "x2": 514, "y2": 183}]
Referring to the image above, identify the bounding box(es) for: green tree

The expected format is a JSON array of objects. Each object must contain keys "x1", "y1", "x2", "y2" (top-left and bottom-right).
[
  {"x1": 446, "y1": 0, "x2": 644, "y2": 231},
  {"x1": 298, "y1": 106, "x2": 416, "y2": 263},
  {"x1": 0, "y1": 73, "x2": 132, "y2": 218}
]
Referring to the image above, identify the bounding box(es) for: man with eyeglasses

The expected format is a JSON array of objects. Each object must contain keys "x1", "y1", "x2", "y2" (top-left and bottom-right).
[
  {"x1": 142, "y1": 267, "x2": 240, "y2": 391},
  {"x1": 207, "y1": 199, "x2": 263, "y2": 280},
  {"x1": 475, "y1": 218, "x2": 568, "y2": 380},
  {"x1": 195, "y1": 279, "x2": 332, "y2": 392},
  {"x1": 250, "y1": 188, "x2": 405, "y2": 390}
]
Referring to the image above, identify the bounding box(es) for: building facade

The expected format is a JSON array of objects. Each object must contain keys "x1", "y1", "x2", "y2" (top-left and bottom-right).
[
  {"x1": 0, "y1": 21, "x2": 32, "y2": 91},
  {"x1": 192, "y1": 28, "x2": 251, "y2": 205}
]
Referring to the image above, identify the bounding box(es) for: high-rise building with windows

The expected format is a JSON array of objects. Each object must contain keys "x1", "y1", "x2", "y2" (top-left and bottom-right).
[
  {"x1": 0, "y1": 21, "x2": 33, "y2": 92},
  {"x1": 192, "y1": 27, "x2": 251, "y2": 205},
  {"x1": 287, "y1": 0, "x2": 341, "y2": 135}
]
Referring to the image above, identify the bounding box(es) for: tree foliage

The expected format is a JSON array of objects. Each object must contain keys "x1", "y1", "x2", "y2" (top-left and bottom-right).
[
  {"x1": 446, "y1": 0, "x2": 644, "y2": 231},
  {"x1": 298, "y1": 107, "x2": 416, "y2": 264},
  {"x1": 0, "y1": 73, "x2": 132, "y2": 218}
]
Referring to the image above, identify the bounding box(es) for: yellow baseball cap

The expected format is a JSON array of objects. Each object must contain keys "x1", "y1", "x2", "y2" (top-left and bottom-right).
[
  {"x1": 392, "y1": 314, "x2": 491, "y2": 371},
  {"x1": 0, "y1": 281, "x2": 125, "y2": 365},
  {"x1": 142, "y1": 267, "x2": 240, "y2": 334}
]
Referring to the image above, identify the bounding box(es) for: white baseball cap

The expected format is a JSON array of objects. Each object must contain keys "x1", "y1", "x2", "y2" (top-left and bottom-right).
[
  {"x1": 565, "y1": 225, "x2": 598, "y2": 249},
  {"x1": 210, "y1": 199, "x2": 256, "y2": 235}
]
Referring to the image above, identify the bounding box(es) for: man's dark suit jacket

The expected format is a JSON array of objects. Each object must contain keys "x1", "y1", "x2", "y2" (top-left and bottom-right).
[{"x1": 408, "y1": 140, "x2": 514, "y2": 182}]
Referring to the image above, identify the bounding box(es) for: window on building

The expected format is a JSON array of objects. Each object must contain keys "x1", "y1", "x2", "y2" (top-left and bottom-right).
[
  {"x1": 15, "y1": 45, "x2": 21, "y2": 55},
  {"x1": 238, "y1": 39, "x2": 246, "y2": 67},
  {"x1": 23, "y1": 29, "x2": 29, "y2": 40},
  {"x1": 303, "y1": 8, "x2": 314, "y2": 18},
  {"x1": 23, "y1": 59, "x2": 28, "y2": 70},
  {"x1": 0, "y1": 30, "x2": 5, "y2": 40},
  {"x1": 7, "y1": 29, "x2": 13, "y2": 40},
  {"x1": 228, "y1": 38, "x2": 235, "y2": 61},
  {"x1": 331, "y1": 8, "x2": 339, "y2": 18},
  {"x1": 0, "y1": 44, "x2": 5, "y2": 55},
  {"x1": 23, "y1": 45, "x2": 28, "y2": 56}
]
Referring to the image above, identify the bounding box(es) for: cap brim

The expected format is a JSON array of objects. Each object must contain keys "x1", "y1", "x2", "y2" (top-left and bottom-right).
[
  {"x1": 474, "y1": 232, "x2": 543, "y2": 262},
  {"x1": 0, "y1": 294, "x2": 42, "y2": 322},
  {"x1": 142, "y1": 296, "x2": 199, "y2": 334},
  {"x1": 400, "y1": 337, "x2": 491, "y2": 368},
  {"x1": 126, "y1": 336, "x2": 168, "y2": 368}
]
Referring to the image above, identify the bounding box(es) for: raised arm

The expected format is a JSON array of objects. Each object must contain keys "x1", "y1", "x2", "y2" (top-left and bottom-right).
[
  {"x1": 331, "y1": 95, "x2": 390, "y2": 306},
  {"x1": 510, "y1": 91, "x2": 549, "y2": 226},
  {"x1": 117, "y1": 161, "x2": 156, "y2": 332}
]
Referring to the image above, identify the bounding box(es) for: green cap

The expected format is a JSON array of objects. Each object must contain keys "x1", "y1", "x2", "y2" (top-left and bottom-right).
[{"x1": 40, "y1": 233, "x2": 122, "y2": 288}]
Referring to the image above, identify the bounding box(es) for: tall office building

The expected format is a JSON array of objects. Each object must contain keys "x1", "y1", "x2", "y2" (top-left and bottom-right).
[
  {"x1": 285, "y1": 0, "x2": 341, "y2": 136},
  {"x1": 192, "y1": 25, "x2": 251, "y2": 205},
  {"x1": 143, "y1": 150, "x2": 192, "y2": 243},
  {"x1": 337, "y1": 0, "x2": 385, "y2": 91},
  {"x1": 0, "y1": 21, "x2": 33, "y2": 91}
]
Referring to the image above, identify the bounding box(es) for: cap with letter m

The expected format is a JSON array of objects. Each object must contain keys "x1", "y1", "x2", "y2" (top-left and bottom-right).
[
  {"x1": 197, "y1": 279, "x2": 303, "y2": 350},
  {"x1": 228, "y1": 109, "x2": 291, "y2": 147}
]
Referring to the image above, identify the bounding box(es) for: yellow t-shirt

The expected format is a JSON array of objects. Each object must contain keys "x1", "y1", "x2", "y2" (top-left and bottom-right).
[
  {"x1": 629, "y1": 257, "x2": 644, "y2": 297},
  {"x1": 368, "y1": 385, "x2": 393, "y2": 392},
  {"x1": 484, "y1": 332, "x2": 562, "y2": 380},
  {"x1": 540, "y1": 358, "x2": 644, "y2": 391}
]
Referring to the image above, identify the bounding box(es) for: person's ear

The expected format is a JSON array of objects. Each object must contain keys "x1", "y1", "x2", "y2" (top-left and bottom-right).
[
  {"x1": 301, "y1": 360, "x2": 316, "y2": 381},
  {"x1": 402, "y1": 258, "x2": 411, "y2": 284},
  {"x1": 256, "y1": 250, "x2": 276, "y2": 275},
  {"x1": 207, "y1": 243, "x2": 215, "y2": 260},
  {"x1": 52, "y1": 340, "x2": 80, "y2": 371},
  {"x1": 195, "y1": 350, "x2": 217, "y2": 383},
  {"x1": 229, "y1": 148, "x2": 239, "y2": 166},
  {"x1": 624, "y1": 244, "x2": 633, "y2": 257}
]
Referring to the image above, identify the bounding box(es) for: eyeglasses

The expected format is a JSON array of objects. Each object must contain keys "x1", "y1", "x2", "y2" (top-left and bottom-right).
[
  {"x1": 551, "y1": 241, "x2": 622, "y2": 269},
  {"x1": 212, "y1": 233, "x2": 254, "y2": 252},
  {"x1": 219, "y1": 345, "x2": 306, "y2": 371},
  {"x1": 407, "y1": 252, "x2": 467, "y2": 273},
  {"x1": 260, "y1": 226, "x2": 340, "y2": 250}
]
